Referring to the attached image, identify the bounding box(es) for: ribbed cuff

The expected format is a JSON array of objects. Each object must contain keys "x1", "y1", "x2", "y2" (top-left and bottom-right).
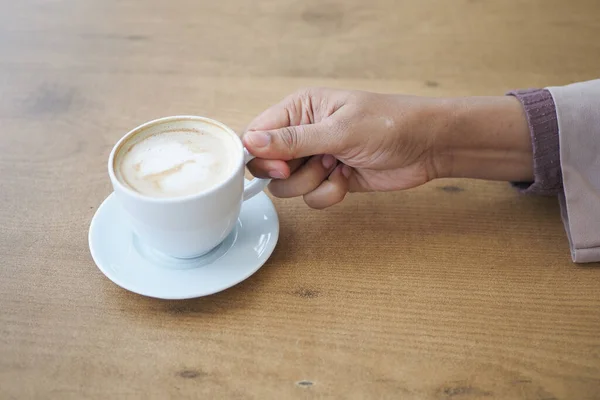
[{"x1": 507, "y1": 88, "x2": 562, "y2": 196}]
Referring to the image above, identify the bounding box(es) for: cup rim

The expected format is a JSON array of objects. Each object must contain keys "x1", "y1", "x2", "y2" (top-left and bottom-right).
[{"x1": 108, "y1": 115, "x2": 245, "y2": 204}]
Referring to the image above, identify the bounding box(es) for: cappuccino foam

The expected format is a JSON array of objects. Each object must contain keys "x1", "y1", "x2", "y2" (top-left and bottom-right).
[{"x1": 116, "y1": 129, "x2": 237, "y2": 198}]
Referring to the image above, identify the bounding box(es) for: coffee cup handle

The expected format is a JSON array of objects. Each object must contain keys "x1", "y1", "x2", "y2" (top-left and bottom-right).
[{"x1": 242, "y1": 148, "x2": 271, "y2": 201}]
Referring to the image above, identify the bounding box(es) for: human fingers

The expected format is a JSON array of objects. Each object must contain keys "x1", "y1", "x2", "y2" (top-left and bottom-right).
[
  {"x1": 268, "y1": 155, "x2": 337, "y2": 198},
  {"x1": 302, "y1": 163, "x2": 350, "y2": 209}
]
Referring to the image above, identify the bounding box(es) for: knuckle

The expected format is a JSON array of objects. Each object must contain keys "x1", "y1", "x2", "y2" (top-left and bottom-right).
[
  {"x1": 289, "y1": 88, "x2": 314, "y2": 110},
  {"x1": 298, "y1": 87, "x2": 319, "y2": 98},
  {"x1": 297, "y1": 87, "x2": 327, "y2": 109},
  {"x1": 294, "y1": 87, "x2": 311, "y2": 96},
  {"x1": 298, "y1": 87, "x2": 313, "y2": 98},
  {"x1": 278, "y1": 126, "x2": 300, "y2": 157}
]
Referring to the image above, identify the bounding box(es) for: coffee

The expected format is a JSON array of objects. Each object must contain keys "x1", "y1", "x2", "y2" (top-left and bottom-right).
[{"x1": 114, "y1": 128, "x2": 237, "y2": 198}]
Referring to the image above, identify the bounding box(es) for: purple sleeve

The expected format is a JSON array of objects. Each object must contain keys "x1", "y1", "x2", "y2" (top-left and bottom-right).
[{"x1": 506, "y1": 88, "x2": 562, "y2": 196}]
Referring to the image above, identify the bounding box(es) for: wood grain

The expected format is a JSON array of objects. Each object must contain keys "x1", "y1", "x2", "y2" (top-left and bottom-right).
[{"x1": 1, "y1": 0, "x2": 599, "y2": 399}]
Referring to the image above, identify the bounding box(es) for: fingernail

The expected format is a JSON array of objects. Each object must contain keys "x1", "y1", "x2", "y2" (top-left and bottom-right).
[
  {"x1": 269, "y1": 170, "x2": 286, "y2": 179},
  {"x1": 245, "y1": 131, "x2": 270, "y2": 148},
  {"x1": 322, "y1": 154, "x2": 336, "y2": 169},
  {"x1": 342, "y1": 165, "x2": 352, "y2": 178}
]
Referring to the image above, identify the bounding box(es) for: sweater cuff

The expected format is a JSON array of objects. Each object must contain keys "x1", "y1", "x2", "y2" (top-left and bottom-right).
[{"x1": 506, "y1": 88, "x2": 562, "y2": 196}]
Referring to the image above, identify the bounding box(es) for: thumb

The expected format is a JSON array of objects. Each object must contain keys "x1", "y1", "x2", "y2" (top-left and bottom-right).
[{"x1": 243, "y1": 122, "x2": 336, "y2": 160}]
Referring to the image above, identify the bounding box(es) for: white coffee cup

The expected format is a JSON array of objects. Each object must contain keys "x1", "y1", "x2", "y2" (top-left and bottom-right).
[{"x1": 108, "y1": 115, "x2": 270, "y2": 259}]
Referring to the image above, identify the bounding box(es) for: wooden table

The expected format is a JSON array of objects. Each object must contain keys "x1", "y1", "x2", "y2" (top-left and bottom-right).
[{"x1": 2, "y1": 1, "x2": 599, "y2": 398}]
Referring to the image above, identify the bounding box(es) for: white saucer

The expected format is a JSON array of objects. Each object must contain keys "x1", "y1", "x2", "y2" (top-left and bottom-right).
[{"x1": 88, "y1": 190, "x2": 279, "y2": 300}]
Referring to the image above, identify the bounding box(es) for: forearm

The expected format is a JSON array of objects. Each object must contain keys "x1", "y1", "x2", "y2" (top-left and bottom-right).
[{"x1": 433, "y1": 96, "x2": 534, "y2": 182}]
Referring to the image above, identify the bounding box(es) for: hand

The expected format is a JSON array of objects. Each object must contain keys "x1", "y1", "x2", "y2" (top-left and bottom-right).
[
  {"x1": 243, "y1": 88, "x2": 532, "y2": 209},
  {"x1": 243, "y1": 88, "x2": 444, "y2": 209}
]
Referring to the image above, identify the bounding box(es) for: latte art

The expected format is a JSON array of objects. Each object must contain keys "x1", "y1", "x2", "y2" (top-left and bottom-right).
[{"x1": 116, "y1": 129, "x2": 236, "y2": 198}]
